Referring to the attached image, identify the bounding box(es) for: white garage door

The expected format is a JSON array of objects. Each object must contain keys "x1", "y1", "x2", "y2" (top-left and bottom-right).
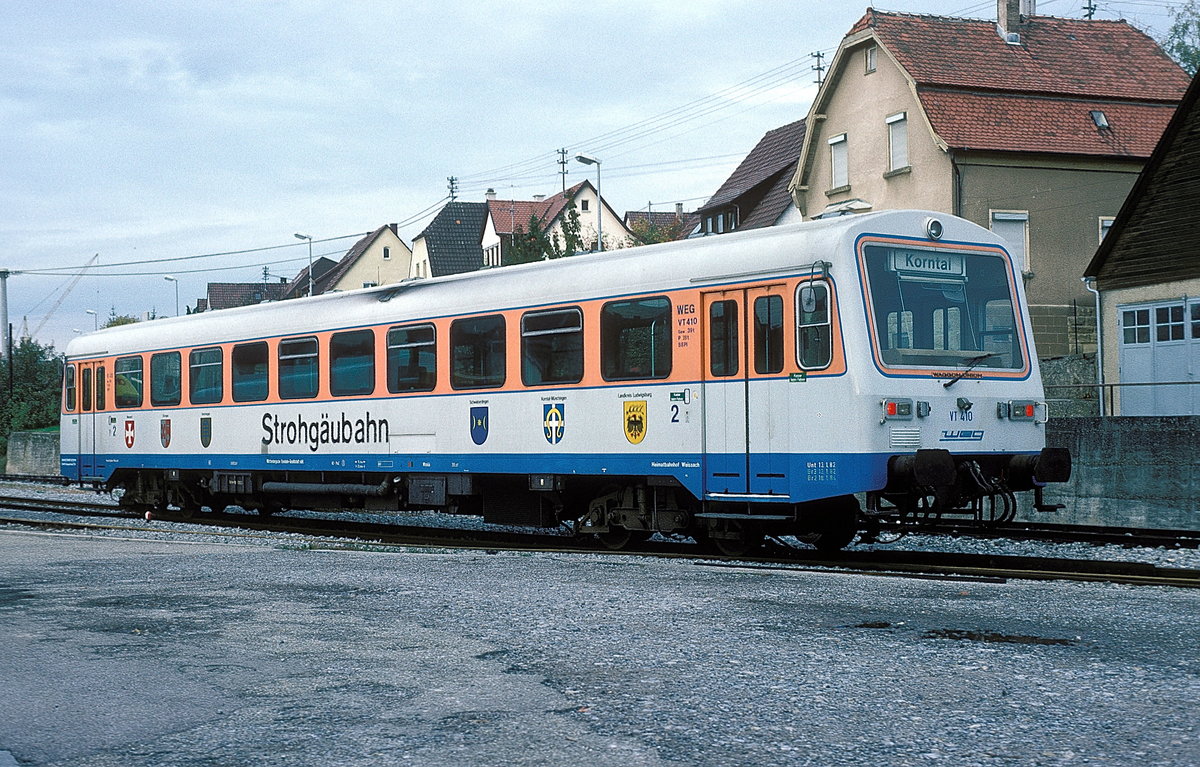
[{"x1": 1118, "y1": 299, "x2": 1200, "y2": 415}]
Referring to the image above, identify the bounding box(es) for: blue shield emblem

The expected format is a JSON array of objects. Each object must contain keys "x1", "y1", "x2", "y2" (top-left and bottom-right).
[
  {"x1": 543, "y1": 403, "x2": 565, "y2": 445},
  {"x1": 200, "y1": 416, "x2": 212, "y2": 448},
  {"x1": 470, "y1": 406, "x2": 489, "y2": 445}
]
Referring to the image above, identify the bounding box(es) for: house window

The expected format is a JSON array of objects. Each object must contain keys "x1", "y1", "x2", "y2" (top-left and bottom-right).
[
  {"x1": 383, "y1": 246, "x2": 391, "y2": 260},
  {"x1": 1099, "y1": 217, "x2": 1115, "y2": 242},
  {"x1": 1193, "y1": 303, "x2": 1200, "y2": 340},
  {"x1": 1156, "y1": 305, "x2": 1185, "y2": 342},
  {"x1": 1122, "y1": 309, "x2": 1151, "y2": 345},
  {"x1": 581, "y1": 199, "x2": 590, "y2": 212},
  {"x1": 829, "y1": 134, "x2": 848, "y2": 190},
  {"x1": 362, "y1": 282, "x2": 377, "y2": 289},
  {"x1": 865, "y1": 46, "x2": 877, "y2": 73},
  {"x1": 886, "y1": 112, "x2": 908, "y2": 171},
  {"x1": 990, "y1": 211, "x2": 1030, "y2": 273}
]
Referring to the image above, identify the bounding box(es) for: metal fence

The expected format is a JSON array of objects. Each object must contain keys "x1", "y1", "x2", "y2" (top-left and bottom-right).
[{"x1": 1045, "y1": 380, "x2": 1200, "y2": 418}]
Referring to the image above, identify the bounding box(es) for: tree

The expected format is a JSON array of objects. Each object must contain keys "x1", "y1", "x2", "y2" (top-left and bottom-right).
[
  {"x1": 104, "y1": 307, "x2": 140, "y2": 328},
  {"x1": 1162, "y1": 0, "x2": 1200, "y2": 75},
  {"x1": 0, "y1": 339, "x2": 65, "y2": 463},
  {"x1": 505, "y1": 201, "x2": 586, "y2": 265},
  {"x1": 629, "y1": 215, "x2": 689, "y2": 246}
]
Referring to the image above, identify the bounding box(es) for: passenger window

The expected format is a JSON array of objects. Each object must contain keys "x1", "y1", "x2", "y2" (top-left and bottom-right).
[
  {"x1": 451, "y1": 315, "x2": 506, "y2": 389},
  {"x1": 330, "y1": 329, "x2": 376, "y2": 396},
  {"x1": 64, "y1": 364, "x2": 77, "y2": 412},
  {"x1": 81, "y1": 367, "x2": 93, "y2": 412},
  {"x1": 114, "y1": 356, "x2": 144, "y2": 408},
  {"x1": 797, "y1": 283, "x2": 832, "y2": 369},
  {"x1": 151, "y1": 352, "x2": 182, "y2": 407},
  {"x1": 96, "y1": 366, "x2": 106, "y2": 411},
  {"x1": 232, "y1": 342, "x2": 269, "y2": 402},
  {"x1": 521, "y1": 307, "x2": 583, "y2": 386},
  {"x1": 601, "y1": 297, "x2": 672, "y2": 380},
  {"x1": 387, "y1": 324, "x2": 436, "y2": 393},
  {"x1": 279, "y1": 337, "x2": 319, "y2": 399},
  {"x1": 753, "y1": 295, "x2": 784, "y2": 374},
  {"x1": 189, "y1": 347, "x2": 224, "y2": 405},
  {"x1": 709, "y1": 300, "x2": 739, "y2": 377}
]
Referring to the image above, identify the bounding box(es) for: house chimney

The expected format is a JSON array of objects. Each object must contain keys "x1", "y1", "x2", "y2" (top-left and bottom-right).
[
  {"x1": 485, "y1": 188, "x2": 497, "y2": 201},
  {"x1": 533, "y1": 194, "x2": 545, "y2": 202},
  {"x1": 675, "y1": 202, "x2": 684, "y2": 217},
  {"x1": 997, "y1": 0, "x2": 1034, "y2": 39}
]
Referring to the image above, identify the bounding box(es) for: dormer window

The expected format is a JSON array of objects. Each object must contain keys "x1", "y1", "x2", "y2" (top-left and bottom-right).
[
  {"x1": 865, "y1": 46, "x2": 877, "y2": 73},
  {"x1": 1090, "y1": 110, "x2": 1110, "y2": 129}
]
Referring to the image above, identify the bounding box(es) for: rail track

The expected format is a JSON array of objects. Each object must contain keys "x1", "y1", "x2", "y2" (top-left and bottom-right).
[{"x1": 2, "y1": 492, "x2": 1197, "y2": 589}]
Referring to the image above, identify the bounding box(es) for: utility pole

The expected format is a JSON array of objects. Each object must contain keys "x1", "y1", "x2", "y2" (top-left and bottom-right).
[
  {"x1": 447, "y1": 176, "x2": 459, "y2": 201},
  {"x1": 558, "y1": 148, "x2": 570, "y2": 192},
  {"x1": 0, "y1": 268, "x2": 10, "y2": 361},
  {"x1": 1083, "y1": 1, "x2": 1097, "y2": 19},
  {"x1": 811, "y1": 51, "x2": 826, "y2": 87}
]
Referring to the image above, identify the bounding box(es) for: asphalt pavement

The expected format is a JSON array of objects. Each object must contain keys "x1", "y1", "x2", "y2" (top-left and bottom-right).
[{"x1": 1, "y1": 528, "x2": 1197, "y2": 766}]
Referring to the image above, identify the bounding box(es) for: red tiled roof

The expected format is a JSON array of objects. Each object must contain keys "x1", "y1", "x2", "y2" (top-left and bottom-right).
[
  {"x1": 851, "y1": 11, "x2": 1189, "y2": 101},
  {"x1": 842, "y1": 10, "x2": 1190, "y2": 158},
  {"x1": 487, "y1": 181, "x2": 590, "y2": 235},
  {"x1": 919, "y1": 89, "x2": 1179, "y2": 157}
]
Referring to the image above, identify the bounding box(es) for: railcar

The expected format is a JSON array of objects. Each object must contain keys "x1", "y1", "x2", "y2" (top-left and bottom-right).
[{"x1": 60, "y1": 210, "x2": 1070, "y2": 553}]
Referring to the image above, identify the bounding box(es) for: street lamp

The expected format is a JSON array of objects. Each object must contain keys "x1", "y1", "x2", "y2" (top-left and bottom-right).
[
  {"x1": 294, "y1": 233, "x2": 314, "y2": 296},
  {"x1": 163, "y1": 275, "x2": 179, "y2": 317},
  {"x1": 574, "y1": 154, "x2": 602, "y2": 252},
  {"x1": 85, "y1": 309, "x2": 97, "y2": 330}
]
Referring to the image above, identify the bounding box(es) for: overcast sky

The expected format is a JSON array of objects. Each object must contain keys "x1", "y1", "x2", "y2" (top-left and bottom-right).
[{"x1": 0, "y1": 0, "x2": 1179, "y2": 348}]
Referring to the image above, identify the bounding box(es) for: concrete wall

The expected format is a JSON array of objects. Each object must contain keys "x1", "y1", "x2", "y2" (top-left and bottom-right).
[
  {"x1": 4, "y1": 432, "x2": 60, "y2": 476},
  {"x1": 1035, "y1": 416, "x2": 1200, "y2": 530}
]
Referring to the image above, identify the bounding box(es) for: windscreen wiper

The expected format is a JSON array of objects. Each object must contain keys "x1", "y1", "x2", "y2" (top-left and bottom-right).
[{"x1": 942, "y1": 352, "x2": 996, "y2": 389}]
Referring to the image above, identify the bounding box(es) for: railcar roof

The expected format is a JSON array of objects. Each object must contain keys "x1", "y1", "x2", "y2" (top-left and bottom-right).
[{"x1": 62, "y1": 210, "x2": 992, "y2": 358}]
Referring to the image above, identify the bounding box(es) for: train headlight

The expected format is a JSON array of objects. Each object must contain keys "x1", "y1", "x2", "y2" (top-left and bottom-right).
[
  {"x1": 1005, "y1": 400, "x2": 1037, "y2": 420},
  {"x1": 881, "y1": 398, "x2": 914, "y2": 421},
  {"x1": 925, "y1": 217, "x2": 944, "y2": 240}
]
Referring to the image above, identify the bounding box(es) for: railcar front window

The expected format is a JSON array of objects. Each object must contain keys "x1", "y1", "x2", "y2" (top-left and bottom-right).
[
  {"x1": 521, "y1": 307, "x2": 583, "y2": 386},
  {"x1": 863, "y1": 245, "x2": 1021, "y2": 369},
  {"x1": 330, "y1": 329, "x2": 376, "y2": 396},
  {"x1": 151, "y1": 352, "x2": 182, "y2": 407},
  {"x1": 451, "y1": 315, "x2": 505, "y2": 389},
  {"x1": 797, "y1": 283, "x2": 832, "y2": 369},
  {"x1": 279, "y1": 337, "x2": 319, "y2": 399},
  {"x1": 601, "y1": 297, "x2": 672, "y2": 380},
  {"x1": 387, "y1": 324, "x2": 436, "y2": 392},
  {"x1": 232, "y1": 342, "x2": 269, "y2": 402},
  {"x1": 114, "y1": 356, "x2": 144, "y2": 408},
  {"x1": 189, "y1": 348, "x2": 223, "y2": 405}
]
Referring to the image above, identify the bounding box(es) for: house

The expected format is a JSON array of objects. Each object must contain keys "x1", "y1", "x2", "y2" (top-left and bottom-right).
[
  {"x1": 1083, "y1": 69, "x2": 1200, "y2": 416},
  {"x1": 409, "y1": 202, "x2": 489, "y2": 278},
  {"x1": 482, "y1": 181, "x2": 633, "y2": 266},
  {"x1": 283, "y1": 224, "x2": 411, "y2": 298},
  {"x1": 697, "y1": 119, "x2": 806, "y2": 235},
  {"x1": 197, "y1": 279, "x2": 292, "y2": 312},
  {"x1": 788, "y1": 0, "x2": 1191, "y2": 357},
  {"x1": 623, "y1": 204, "x2": 699, "y2": 243}
]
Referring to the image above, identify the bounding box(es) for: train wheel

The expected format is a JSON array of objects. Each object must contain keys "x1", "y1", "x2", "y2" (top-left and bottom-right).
[
  {"x1": 801, "y1": 495, "x2": 860, "y2": 552},
  {"x1": 594, "y1": 528, "x2": 651, "y2": 551},
  {"x1": 702, "y1": 520, "x2": 764, "y2": 558}
]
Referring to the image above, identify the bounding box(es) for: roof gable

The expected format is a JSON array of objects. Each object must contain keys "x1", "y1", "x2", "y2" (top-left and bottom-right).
[
  {"x1": 316, "y1": 223, "x2": 405, "y2": 293},
  {"x1": 417, "y1": 202, "x2": 488, "y2": 277},
  {"x1": 701, "y1": 119, "x2": 806, "y2": 213},
  {"x1": 1086, "y1": 70, "x2": 1200, "y2": 289}
]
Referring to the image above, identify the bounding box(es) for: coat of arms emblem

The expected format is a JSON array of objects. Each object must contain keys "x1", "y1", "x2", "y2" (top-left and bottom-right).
[{"x1": 623, "y1": 400, "x2": 647, "y2": 445}]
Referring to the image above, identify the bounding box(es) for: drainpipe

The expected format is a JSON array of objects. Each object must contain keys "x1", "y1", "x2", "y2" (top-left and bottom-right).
[{"x1": 1082, "y1": 276, "x2": 1104, "y2": 416}]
